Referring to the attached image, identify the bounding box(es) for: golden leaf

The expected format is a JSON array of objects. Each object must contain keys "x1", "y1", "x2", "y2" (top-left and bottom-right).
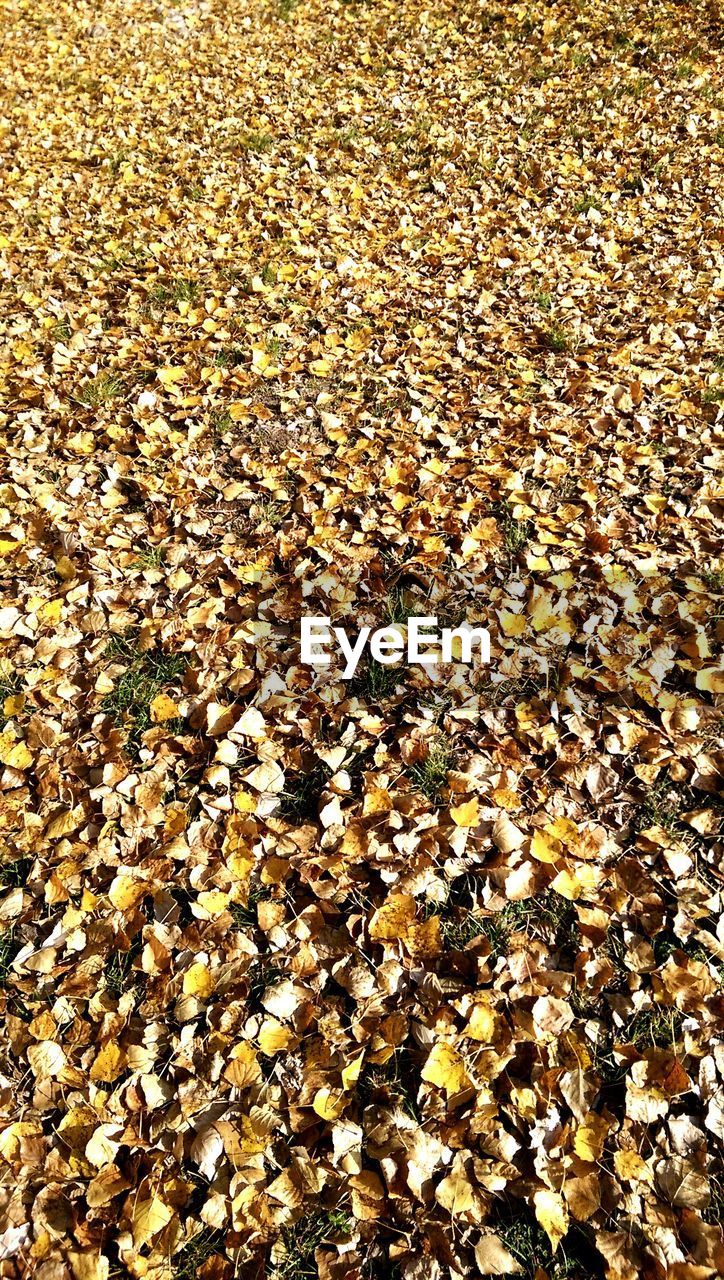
[
  {"x1": 369, "y1": 893, "x2": 415, "y2": 941},
  {"x1": 90, "y1": 1042, "x2": 127, "y2": 1083},
  {"x1": 450, "y1": 797, "x2": 480, "y2": 827},
  {"x1": 150, "y1": 692, "x2": 180, "y2": 723},
  {"x1": 533, "y1": 1188, "x2": 569, "y2": 1253},
  {"x1": 421, "y1": 1042, "x2": 471, "y2": 1097}
]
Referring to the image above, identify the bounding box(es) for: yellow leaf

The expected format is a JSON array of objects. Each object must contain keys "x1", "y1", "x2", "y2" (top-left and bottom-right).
[
  {"x1": 573, "y1": 1113, "x2": 610, "y2": 1163},
  {"x1": 312, "y1": 1086, "x2": 346, "y2": 1120},
  {"x1": 696, "y1": 667, "x2": 724, "y2": 694},
  {"x1": 551, "y1": 864, "x2": 600, "y2": 902},
  {"x1": 45, "y1": 806, "x2": 83, "y2": 840},
  {"x1": 475, "y1": 1235, "x2": 523, "y2": 1274},
  {"x1": 309, "y1": 357, "x2": 332, "y2": 376},
  {"x1": 132, "y1": 1194, "x2": 173, "y2": 1248},
  {"x1": 157, "y1": 365, "x2": 186, "y2": 386},
  {"x1": 54, "y1": 555, "x2": 76, "y2": 581},
  {"x1": 406, "y1": 916, "x2": 442, "y2": 959},
  {"x1": 258, "y1": 1019, "x2": 295, "y2": 1055},
  {"x1": 491, "y1": 787, "x2": 522, "y2": 812},
  {"x1": 421, "y1": 1042, "x2": 471, "y2": 1097},
  {"x1": 4, "y1": 693, "x2": 24, "y2": 719},
  {"x1": 550, "y1": 868, "x2": 582, "y2": 900},
  {"x1": 90, "y1": 1042, "x2": 127, "y2": 1083},
  {"x1": 341, "y1": 1051, "x2": 365, "y2": 1091},
  {"x1": 436, "y1": 1160, "x2": 480, "y2": 1218},
  {"x1": 196, "y1": 890, "x2": 230, "y2": 917},
  {"x1": 38, "y1": 598, "x2": 63, "y2": 625},
  {"x1": 109, "y1": 874, "x2": 147, "y2": 911},
  {"x1": 0, "y1": 733, "x2": 32, "y2": 770},
  {"x1": 465, "y1": 1003, "x2": 498, "y2": 1043},
  {"x1": 545, "y1": 817, "x2": 580, "y2": 850},
  {"x1": 223, "y1": 1042, "x2": 261, "y2": 1088},
  {"x1": 534, "y1": 1188, "x2": 569, "y2": 1253},
  {"x1": 450, "y1": 797, "x2": 480, "y2": 827},
  {"x1": 233, "y1": 789, "x2": 257, "y2": 813},
  {"x1": 613, "y1": 1150, "x2": 652, "y2": 1183},
  {"x1": 150, "y1": 693, "x2": 180, "y2": 723},
  {"x1": 499, "y1": 610, "x2": 526, "y2": 636},
  {"x1": 369, "y1": 893, "x2": 415, "y2": 941},
  {"x1": 183, "y1": 961, "x2": 214, "y2": 998},
  {"x1": 530, "y1": 830, "x2": 563, "y2": 863},
  {"x1": 68, "y1": 1252, "x2": 109, "y2": 1280}
]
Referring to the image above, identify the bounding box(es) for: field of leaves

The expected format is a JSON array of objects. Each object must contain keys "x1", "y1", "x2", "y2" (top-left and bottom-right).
[{"x1": 1, "y1": 0, "x2": 723, "y2": 1276}]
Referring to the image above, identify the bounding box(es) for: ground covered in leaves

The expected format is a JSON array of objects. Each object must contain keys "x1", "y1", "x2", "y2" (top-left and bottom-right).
[{"x1": 1, "y1": 0, "x2": 723, "y2": 1276}]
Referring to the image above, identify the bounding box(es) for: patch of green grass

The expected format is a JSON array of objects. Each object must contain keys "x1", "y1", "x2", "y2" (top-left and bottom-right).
[
  {"x1": 96, "y1": 248, "x2": 132, "y2": 274},
  {"x1": 0, "y1": 668, "x2": 22, "y2": 726},
  {"x1": 429, "y1": 902, "x2": 494, "y2": 952},
  {"x1": 0, "y1": 857, "x2": 32, "y2": 889},
  {"x1": 76, "y1": 372, "x2": 125, "y2": 407},
  {"x1": 359, "y1": 657, "x2": 401, "y2": 701},
  {"x1": 640, "y1": 776, "x2": 685, "y2": 832},
  {"x1": 382, "y1": 587, "x2": 419, "y2": 625},
  {"x1": 172, "y1": 1229, "x2": 226, "y2": 1280},
  {"x1": 542, "y1": 323, "x2": 571, "y2": 353},
  {"x1": 278, "y1": 0, "x2": 300, "y2": 20},
  {"x1": 702, "y1": 567, "x2": 724, "y2": 591},
  {"x1": 254, "y1": 498, "x2": 289, "y2": 528},
  {"x1": 495, "y1": 1206, "x2": 597, "y2": 1279},
  {"x1": 348, "y1": 589, "x2": 430, "y2": 703},
  {"x1": 702, "y1": 386, "x2": 724, "y2": 405},
  {"x1": 210, "y1": 408, "x2": 234, "y2": 436},
  {"x1": 238, "y1": 131, "x2": 274, "y2": 154},
  {"x1": 105, "y1": 148, "x2": 129, "y2": 174},
  {"x1": 621, "y1": 172, "x2": 644, "y2": 196},
  {"x1": 50, "y1": 318, "x2": 72, "y2": 342},
  {"x1": 229, "y1": 884, "x2": 273, "y2": 930},
  {"x1": 149, "y1": 277, "x2": 199, "y2": 306},
  {"x1": 276, "y1": 1211, "x2": 352, "y2": 1279},
  {"x1": 652, "y1": 928, "x2": 719, "y2": 972},
  {"x1": 573, "y1": 191, "x2": 600, "y2": 214},
  {"x1": 494, "y1": 500, "x2": 533, "y2": 558},
  {"x1": 265, "y1": 333, "x2": 284, "y2": 359},
  {"x1": 213, "y1": 346, "x2": 245, "y2": 368},
  {"x1": 0, "y1": 928, "x2": 18, "y2": 987},
  {"x1": 245, "y1": 958, "x2": 286, "y2": 1012},
  {"x1": 407, "y1": 736, "x2": 453, "y2": 803},
  {"x1": 278, "y1": 762, "x2": 331, "y2": 822},
  {"x1": 102, "y1": 632, "x2": 187, "y2": 754},
  {"x1": 480, "y1": 667, "x2": 560, "y2": 706},
  {"x1": 130, "y1": 540, "x2": 166, "y2": 570},
  {"x1": 104, "y1": 949, "x2": 138, "y2": 998},
  {"x1": 703, "y1": 1173, "x2": 724, "y2": 1227},
  {"x1": 623, "y1": 1004, "x2": 684, "y2": 1050},
  {"x1": 534, "y1": 290, "x2": 553, "y2": 312},
  {"x1": 458, "y1": 891, "x2": 579, "y2": 961},
  {"x1": 356, "y1": 1048, "x2": 420, "y2": 1120}
]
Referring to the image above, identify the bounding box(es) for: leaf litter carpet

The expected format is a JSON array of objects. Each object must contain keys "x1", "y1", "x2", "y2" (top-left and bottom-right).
[{"x1": 0, "y1": 0, "x2": 723, "y2": 1277}]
